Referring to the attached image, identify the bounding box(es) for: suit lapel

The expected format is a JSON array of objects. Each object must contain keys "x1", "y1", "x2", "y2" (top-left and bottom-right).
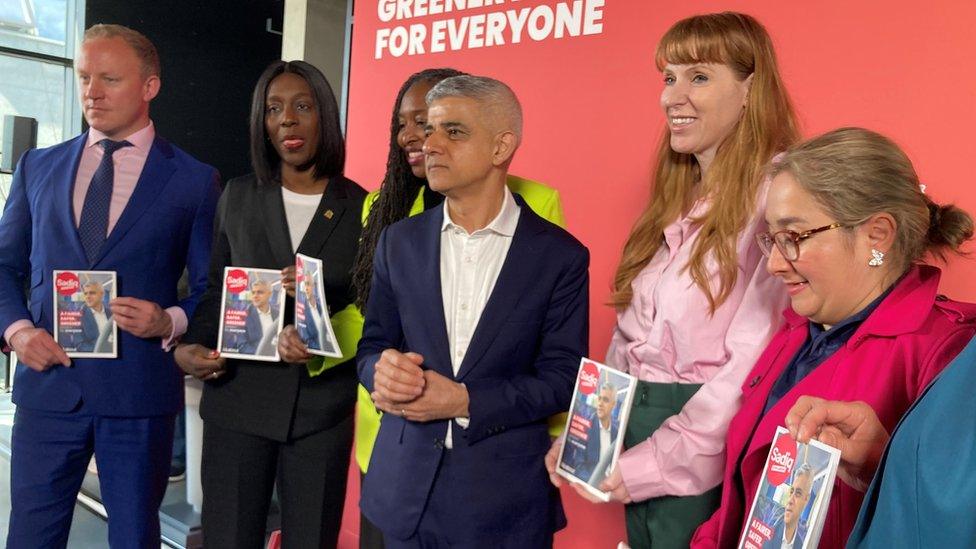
[
  {"x1": 55, "y1": 135, "x2": 89, "y2": 264},
  {"x1": 258, "y1": 181, "x2": 299, "y2": 268},
  {"x1": 95, "y1": 137, "x2": 175, "y2": 264},
  {"x1": 456, "y1": 210, "x2": 540, "y2": 381},
  {"x1": 295, "y1": 177, "x2": 347, "y2": 258},
  {"x1": 416, "y1": 208, "x2": 453, "y2": 378}
]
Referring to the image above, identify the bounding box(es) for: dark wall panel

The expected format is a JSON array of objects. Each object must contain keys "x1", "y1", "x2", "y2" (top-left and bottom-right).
[{"x1": 85, "y1": 0, "x2": 284, "y2": 182}]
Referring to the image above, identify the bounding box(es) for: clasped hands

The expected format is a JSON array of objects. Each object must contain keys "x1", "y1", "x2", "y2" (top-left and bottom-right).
[
  {"x1": 371, "y1": 349, "x2": 469, "y2": 423},
  {"x1": 11, "y1": 296, "x2": 171, "y2": 372}
]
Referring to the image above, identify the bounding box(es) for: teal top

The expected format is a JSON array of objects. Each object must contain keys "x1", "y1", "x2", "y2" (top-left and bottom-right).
[{"x1": 847, "y1": 335, "x2": 976, "y2": 547}]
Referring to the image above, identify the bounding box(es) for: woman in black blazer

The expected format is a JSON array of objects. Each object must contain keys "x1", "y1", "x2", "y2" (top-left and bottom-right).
[{"x1": 176, "y1": 60, "x2": 366, "y2": 549}]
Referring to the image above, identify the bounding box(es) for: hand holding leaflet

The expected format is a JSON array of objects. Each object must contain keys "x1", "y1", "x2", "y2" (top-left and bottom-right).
[
  {"x1": 294, "y1": 254, "x2": 342, "y2": 357},
  {"x1": 175, "y1": 343, "x2": 227, "y2": 380},
  {"x1": 786, "y1": 396, "x2": 889, "y2": 493},
  {"x1": 555, "y1": 358, "x2": 637, "y2": 502},
  {"x1": 738, "y1": 426, "x2": 841, "y2": 549},
  {"x1": 216, "y1": 267, "x2": 286, "y2": 362},
  {"x1": 8, "y1": 327, "x2": 71, "y2": 371}
]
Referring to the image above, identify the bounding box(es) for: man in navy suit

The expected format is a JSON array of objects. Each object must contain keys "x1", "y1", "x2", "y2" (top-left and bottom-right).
[
  {"x1": 0, "y1": 24, "x2": 219, "y2": 548},
  {"x1": 764, "y1": 464, "x2": 813, "y2": 549},
  {"x1": 79, "y1": 280, "x2": 113, "y2": 353},
  {"x1": 581, "y1": 382, "x2": 620, "y2": 487},
  {"x1": 298, "y1": 273, "x2": 327, "y2": 352},
  {"x1": 240, "y1": 278, "x2": 278, "y2": 356},
  {"x1": 358, "y1": 75, "x2": 589, "y2": 548}
]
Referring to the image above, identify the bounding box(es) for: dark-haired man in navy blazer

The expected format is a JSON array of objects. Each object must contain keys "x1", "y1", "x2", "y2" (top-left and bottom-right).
[
  {"x1": 0, "y1": 24, "x2": 219, "y2": 548},
  {"x1": 358, "y1": 75, "x2": 589, "y2": 548}
]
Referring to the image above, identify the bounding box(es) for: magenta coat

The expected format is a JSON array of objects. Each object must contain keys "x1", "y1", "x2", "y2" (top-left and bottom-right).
[{"x1": 692, "y1": 265, "x2": 976, "y2": 549}]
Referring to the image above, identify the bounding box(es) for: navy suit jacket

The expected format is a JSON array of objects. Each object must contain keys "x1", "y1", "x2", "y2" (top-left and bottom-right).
[
  {"x1": 240, "y1": 303, "x2": 279, "y2": 355},
  {"x1": 765, "y1": 518, "x2": 807, "y2": 549},
  {"x1": 357, "y1": 196, "x2": 589, "y2": 541},
  {"x1": 79, "y1": 304, "x2": 113, "y2": 353},
  {"x1": 0, "y1": 132, "x2": 220, "y2": 416},
  {"x1": 299, "y1": 295, "x2": 324, "y2": 350},
  {"x1": 579, "y1": 413, "x2": 619, "y2": 485}
]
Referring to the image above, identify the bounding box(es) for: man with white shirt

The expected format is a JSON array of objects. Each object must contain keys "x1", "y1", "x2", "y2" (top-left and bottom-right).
[
  {"x1": 0, "y1": 24, "x2": 219, "y2": 548},
  {"x1": 79, "y1": 281, "x2": 113, "y2": 353},
  {"x1": 585, "y1": 382, "x2": 621, "y2": 486},
  {"x1": 242, "y1": 278, "x2": 279, "y2": 356},
  {"x1": 766, "y1": 464, "x2": 813, "y2": 549},
  {"x1": 298, "y1": 262, "x2": 330, "y2": 353},
  {"x1": 357, "y1": 75, "x2": 589, "y2": 548}
]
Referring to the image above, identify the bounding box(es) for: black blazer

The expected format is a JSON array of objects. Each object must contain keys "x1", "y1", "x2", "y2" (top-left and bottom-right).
[{"x1": 183, "y1": 173, "x2": 367, "y2": 441}]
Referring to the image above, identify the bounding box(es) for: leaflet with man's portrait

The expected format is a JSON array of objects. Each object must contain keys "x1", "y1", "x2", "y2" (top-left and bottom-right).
[
  {"x1": 216, "y1": 267, "x2": 286, "y2": 362},
  {"x1": 739, "y1": 426, "x2": 841, "y2": 549},
  {"x1": 556, "y1": 358, "x2": 637, "y2": 501},
  {"x1": 53, "y1": 270, "x2": 117, "y2": 358},
  {"x1": 294, "y1": 254, "x2": 341, "y2": 358}
]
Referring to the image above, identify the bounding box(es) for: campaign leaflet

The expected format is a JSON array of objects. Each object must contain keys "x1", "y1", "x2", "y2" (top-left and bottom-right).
[
  {"x1": 216, "y1": 267, "x2": 286, "y2": 362},
  {"x1": 294, "y1": 254, "x2": 342, "y2": 358},
  {"x1": 556, "y1": 358, "x2": 637, "y2": 501},
  {"x1": 53, "y1": 270, "x2": 117, "y2": 358},
  {"x1": 738, "y1": 426, "x2": 841, "y2": 549}
]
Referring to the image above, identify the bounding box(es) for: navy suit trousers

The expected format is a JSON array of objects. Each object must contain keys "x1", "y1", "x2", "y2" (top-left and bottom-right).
[{"x1": 6, "y1": 407, "x2": 175, "y2": 549}]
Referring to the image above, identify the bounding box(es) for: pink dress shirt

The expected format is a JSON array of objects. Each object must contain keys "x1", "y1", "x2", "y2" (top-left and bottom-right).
[
  {"x1": 606, "y1": 178, "x2": 788, "y2": 502},
  {"x1": 4, "y1": 122, "x2": 186, "y2": 348}
]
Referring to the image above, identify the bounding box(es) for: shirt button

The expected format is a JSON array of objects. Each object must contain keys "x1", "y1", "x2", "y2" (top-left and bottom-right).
[{"x1": 460, "y1": 303, "x2": 468, "y2": 310}]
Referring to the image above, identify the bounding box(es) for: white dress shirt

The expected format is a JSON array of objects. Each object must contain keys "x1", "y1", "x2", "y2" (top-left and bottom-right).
[
  {"x1": 440, "y1": 188, "x2": 520, "y2": 447},
  {"x1": 89, "y1": 306, "x2": 111, "y2": 352},
  {"x1": 256, "y1": 306, "x2": 276, "y2": 356}
]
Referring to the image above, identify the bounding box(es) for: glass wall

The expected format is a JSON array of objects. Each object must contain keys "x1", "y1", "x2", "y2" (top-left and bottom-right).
[{"x1": 0, "y1": 0, "x2": 83, "y2": 389}]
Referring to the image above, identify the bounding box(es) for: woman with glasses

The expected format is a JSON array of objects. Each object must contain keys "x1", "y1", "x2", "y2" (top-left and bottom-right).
[
  {"x1": 692, "y1": 127, "x2": 976, "y2": 548},
  {"x1": 545, "y1": 12, "x2": 797, "y2": 548}
]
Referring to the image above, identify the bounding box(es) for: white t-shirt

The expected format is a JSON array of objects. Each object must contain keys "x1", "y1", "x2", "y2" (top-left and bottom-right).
[{"x1": 281, "y1": 187, "x2": 323, "y2": 252}]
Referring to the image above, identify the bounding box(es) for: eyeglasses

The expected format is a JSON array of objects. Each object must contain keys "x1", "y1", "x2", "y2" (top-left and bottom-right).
[{"x1": 755, "y1": 223, "x2": 844, "y2": 261}]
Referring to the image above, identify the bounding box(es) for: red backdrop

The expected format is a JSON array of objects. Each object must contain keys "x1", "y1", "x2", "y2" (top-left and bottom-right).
[{"x1": 338, "y1": 1, "x2": 976, "y2": 547}]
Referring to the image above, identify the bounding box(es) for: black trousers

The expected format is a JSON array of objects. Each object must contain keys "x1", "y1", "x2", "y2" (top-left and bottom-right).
[
  {"x1": 359, "y1": 472, "x2": 385, "y2": 549},
  {"x1": 201, "y1": 415, "x2": 354, "y2": 549}
]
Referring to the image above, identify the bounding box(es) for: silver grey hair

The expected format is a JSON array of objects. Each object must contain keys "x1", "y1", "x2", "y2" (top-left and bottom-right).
[
  {"x1": 793, "y1": 463, "x2": 814, "y2": 482},
  {"x1": 426, "y1": 75, "x2": 523, "y2": 138}
]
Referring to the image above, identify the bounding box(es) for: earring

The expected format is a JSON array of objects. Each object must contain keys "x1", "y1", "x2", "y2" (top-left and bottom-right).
[{"x1": 868, "y1": 249, "x2": 885, "y2": 267}]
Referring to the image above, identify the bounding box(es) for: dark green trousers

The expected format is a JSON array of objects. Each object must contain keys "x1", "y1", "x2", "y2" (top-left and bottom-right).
[{"x1": 623, "y1": 381, "x2": 722, "y2": 549}]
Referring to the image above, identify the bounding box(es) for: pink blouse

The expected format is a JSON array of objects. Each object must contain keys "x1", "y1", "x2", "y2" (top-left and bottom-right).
[{"x1": 607, "y1": 180, "x2": 788, "y2": 502}]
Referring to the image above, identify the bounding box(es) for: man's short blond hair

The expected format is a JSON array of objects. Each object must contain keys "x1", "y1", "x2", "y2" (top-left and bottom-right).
[{"x1": 83, "y1": 24, "x2": 160, "y2": 79}]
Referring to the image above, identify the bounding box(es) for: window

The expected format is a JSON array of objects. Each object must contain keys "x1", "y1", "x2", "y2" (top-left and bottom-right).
[
  {"x1": 0, "y1": 0, "x2": 83, "y2": 180},
  {"x1": 0, "y1": 0, "x2": 82, "y2": 389}
]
